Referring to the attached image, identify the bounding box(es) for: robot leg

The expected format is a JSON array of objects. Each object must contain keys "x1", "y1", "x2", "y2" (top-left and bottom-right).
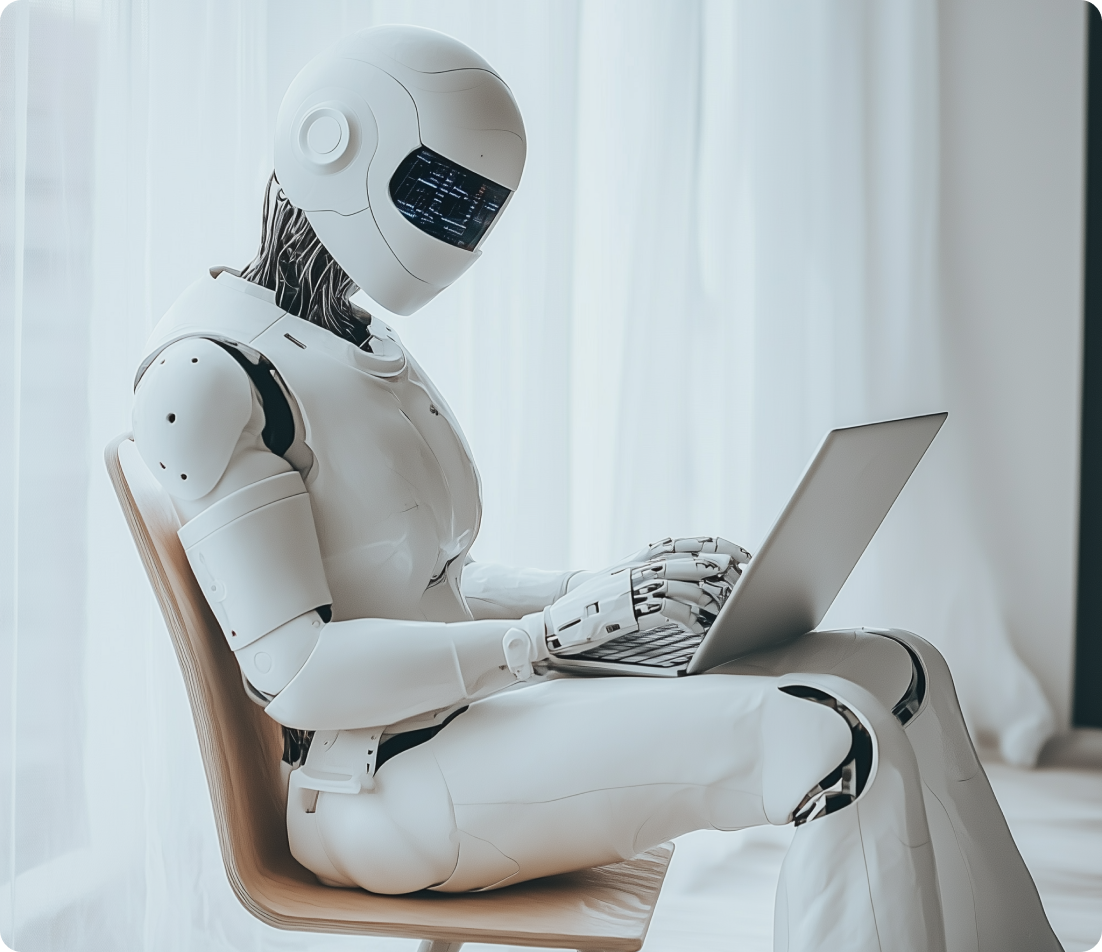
[
  {"x1": 767, "y1": 673, "x2": 946, "y2": 952},
  {"x1": 424, "y1": 675, "x2": 785, "y2": 892},
  {"x1": 293, "y1": 675, "x2": 788, "y2": 893},
  {"x1": 881, "y1": 629, "x2": 1062, "y2": 952},
  {"x1": 287, "y1": 741, "x2": 460, "y2": 894}
]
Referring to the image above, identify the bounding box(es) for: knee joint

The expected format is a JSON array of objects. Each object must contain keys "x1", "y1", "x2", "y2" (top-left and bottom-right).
[
  {"x1": 762, "y1": 683, "x2": 874, "y2": 826},
  {"x1": 780, "y1": 685, "x2": 873, "y2": 825}
]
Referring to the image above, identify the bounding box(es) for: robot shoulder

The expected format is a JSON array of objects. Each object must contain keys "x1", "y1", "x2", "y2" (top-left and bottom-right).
[{"x1": 132, "y1": 337, "x2": 255, "y2": 500}]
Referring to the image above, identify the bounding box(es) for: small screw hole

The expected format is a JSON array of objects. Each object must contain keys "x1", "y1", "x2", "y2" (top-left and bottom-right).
[
  {"x1": 167, "y1": 413, "x2": 176, "y2": 423},
  {"x1": 180, "y1": 473, "x2": 187, "y2": 480},
  {"x1": 191, "y1": 358, "x2": 198, "y2": 363}
]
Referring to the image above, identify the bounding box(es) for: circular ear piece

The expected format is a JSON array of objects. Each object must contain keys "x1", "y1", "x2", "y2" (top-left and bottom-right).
[
  {"x1": 307, "y1": 116, "x2": 342, "y2": 154},
  {"x1": 295, "y1": 103, "x2": 358, "y2": 173}
]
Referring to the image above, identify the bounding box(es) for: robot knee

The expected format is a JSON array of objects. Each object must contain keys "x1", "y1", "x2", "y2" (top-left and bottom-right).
[
  {"x1": 765, "y1": 670, "x2": 935, "y2": 846},
  {"x1": 873, "y1": 629, "x2": 983, "y2": 782},
  {"x1": 761, "y1": 679, "x2": 872, "y2": 826},
  {"x1": 862, "y1": 627, "x2": 968, "y2": 719}
]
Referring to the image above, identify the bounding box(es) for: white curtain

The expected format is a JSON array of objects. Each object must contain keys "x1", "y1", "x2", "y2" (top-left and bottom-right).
[{"x1": 0, "y1": 1, "x2": 1065, "y2": 949}]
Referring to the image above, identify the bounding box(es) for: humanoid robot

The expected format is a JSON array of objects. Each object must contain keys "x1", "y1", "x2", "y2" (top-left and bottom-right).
[{"x1": 130, "y1": 26, "x2": 1062, "y2": 952}]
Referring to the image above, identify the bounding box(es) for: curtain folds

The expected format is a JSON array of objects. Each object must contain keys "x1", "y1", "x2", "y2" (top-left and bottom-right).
[{"x1": 0, "y1": 1, "x2": 1068, "y2": 949}]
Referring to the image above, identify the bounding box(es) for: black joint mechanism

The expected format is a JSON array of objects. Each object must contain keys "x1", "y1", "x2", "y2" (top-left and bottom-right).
[{"x1": 780, "y1": 685, "x2": 874, "y2": 827}]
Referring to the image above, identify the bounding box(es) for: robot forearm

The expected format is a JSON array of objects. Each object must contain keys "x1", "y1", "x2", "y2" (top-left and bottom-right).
[
  {"x1": 460, "y1": 560, "x2": 578, "y2": 618},
  {"x1": 260, "y1": 613, "x2": 543, "y2": 730}
]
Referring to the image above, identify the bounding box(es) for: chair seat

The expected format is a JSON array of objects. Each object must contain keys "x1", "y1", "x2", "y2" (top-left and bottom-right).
[
  {"x1": 239, "y1": 842, "x2": 672, "y2": 950},
  {"x1": 106, "y1": 435, "x2": 673, "y2": 952}
]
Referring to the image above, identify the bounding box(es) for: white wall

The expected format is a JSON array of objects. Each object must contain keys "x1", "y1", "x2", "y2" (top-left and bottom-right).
[{"x1": 937, "y1": 0, "x2": 1086, "y2": 727}]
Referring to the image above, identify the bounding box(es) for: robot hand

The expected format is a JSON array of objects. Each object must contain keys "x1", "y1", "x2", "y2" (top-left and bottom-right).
[
  {"x1": 543, "y1": 555, "x2": 738, "y2": 657},
  {"x1": 618, "y1": 536, "x2": 752, "y2": 572},
  {"x1": 565, "y1": 536, "x2": 751, "y2": 595}
]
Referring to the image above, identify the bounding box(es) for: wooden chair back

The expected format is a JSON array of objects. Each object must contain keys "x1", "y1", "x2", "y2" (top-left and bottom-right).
[{"x1": 105, "y1": 434, "x2": 672, "y2": 951}]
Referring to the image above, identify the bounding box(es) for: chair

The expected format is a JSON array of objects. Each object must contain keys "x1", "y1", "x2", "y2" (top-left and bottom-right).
[{"x1": 105, "y1": 434, "x2": 673, "y2": 952}]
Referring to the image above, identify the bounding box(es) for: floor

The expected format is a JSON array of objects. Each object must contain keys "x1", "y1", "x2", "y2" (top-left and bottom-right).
[{"x1": 460, "y1": 760, "x2": 1102, "y2": 952}]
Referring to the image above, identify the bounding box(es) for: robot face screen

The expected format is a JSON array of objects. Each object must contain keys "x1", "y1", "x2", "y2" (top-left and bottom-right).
[{"x1": 389, "y1": 146, "x2": 511, "y2": 251}]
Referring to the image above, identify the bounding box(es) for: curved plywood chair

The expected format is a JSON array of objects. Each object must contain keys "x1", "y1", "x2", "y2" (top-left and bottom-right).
[{"x1": 105, "y1": 434, "x2": 673, "y2": 952}]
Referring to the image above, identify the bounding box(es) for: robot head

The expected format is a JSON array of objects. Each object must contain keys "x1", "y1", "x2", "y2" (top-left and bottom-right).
[{"x1": 274, "y1": 26, "x2": 526, "y2": 316}]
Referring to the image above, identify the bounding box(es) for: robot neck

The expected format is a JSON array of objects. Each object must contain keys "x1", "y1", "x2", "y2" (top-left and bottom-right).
[{"x1": 212, "y1": 263, "x2": 374, "y2": 352}]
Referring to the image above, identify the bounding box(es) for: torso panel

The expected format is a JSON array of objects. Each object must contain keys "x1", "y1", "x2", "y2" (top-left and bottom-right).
[{"x1": 139, "y1": 271, "x2": 481, "y2": 624}]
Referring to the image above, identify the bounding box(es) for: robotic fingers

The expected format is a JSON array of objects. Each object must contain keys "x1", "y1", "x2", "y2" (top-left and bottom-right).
[
  {"x1": 565, "y1": 536, "x2": 752, "y2": 595},
  {"x1": 543, "y1": 555, "x2": 737, "y2": 656},
  {"x1": 632, "y1": 555, "x2": 738, "y2": 623},
  {"x1": 622, "y1": 535, "x2": 752, "y2": 572},
  {"x1": 635, "y1": 579, "x2": 716, "y2": 631}
]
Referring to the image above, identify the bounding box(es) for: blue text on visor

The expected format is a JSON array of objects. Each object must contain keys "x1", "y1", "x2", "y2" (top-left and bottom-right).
[{"x1": 389, "y1": 146, "x2": 511, "y2": 251}]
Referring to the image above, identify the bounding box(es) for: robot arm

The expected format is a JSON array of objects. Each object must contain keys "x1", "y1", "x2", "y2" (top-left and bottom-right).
[
  {"x1": 133, "y1": 338, "x2": 547, "y2": 731},
  {"x1": 261, "y1": 611, "x2": 544, "y2": 729}
]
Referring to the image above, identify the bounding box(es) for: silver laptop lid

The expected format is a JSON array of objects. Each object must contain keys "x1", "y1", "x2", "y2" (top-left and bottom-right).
[{"x1": 686, "y1": 412, "x2": 947, "y2": 673}]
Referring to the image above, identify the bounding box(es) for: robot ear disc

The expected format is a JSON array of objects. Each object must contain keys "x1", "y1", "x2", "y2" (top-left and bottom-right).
[
  {"x1": 296, "y1": 104, "x2": 357, "y2": 172},
  {"x1": 307, "y1": 116, "x2": 343, "y2": 155}
]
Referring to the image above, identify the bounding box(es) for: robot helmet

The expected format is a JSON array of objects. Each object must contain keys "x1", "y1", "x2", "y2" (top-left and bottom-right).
[{"x1": 274, "y1": 25, "x2": 526, "y2": 316}]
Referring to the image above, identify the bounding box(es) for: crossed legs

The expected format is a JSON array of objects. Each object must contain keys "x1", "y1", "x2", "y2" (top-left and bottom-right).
[{"x1": 286, "y1": 630, "x2": 1060, "y2": 952}]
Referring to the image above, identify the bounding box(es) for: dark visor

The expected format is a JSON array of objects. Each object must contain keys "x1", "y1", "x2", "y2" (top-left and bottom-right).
[{"x1": 389, "y1": 146, "x2": 511, "y2": 251}]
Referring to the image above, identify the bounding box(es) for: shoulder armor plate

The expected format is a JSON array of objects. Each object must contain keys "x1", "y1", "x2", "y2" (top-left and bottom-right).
[{"x1": 132, "y1": 338, "x2": 253, "y2": 499}]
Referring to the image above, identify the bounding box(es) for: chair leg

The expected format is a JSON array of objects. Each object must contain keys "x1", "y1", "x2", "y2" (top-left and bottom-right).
[{"x1": 415, "y1": 941, "x2": 463, "y2": 952}]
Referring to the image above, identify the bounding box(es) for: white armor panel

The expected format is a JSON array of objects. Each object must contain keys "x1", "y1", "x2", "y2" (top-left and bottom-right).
[
  {"x1": 252, "y1": 313, "x2": 481, "y2": 623},
  {"x1": 263, "y1": 617, "x2": 469, "y2": 730},
  {"x1": 132, "y1": 338, "x2": 253, "y2": 499},
  {"x1": 178, "y1": 471, "x2": 332, "y2": 647}
]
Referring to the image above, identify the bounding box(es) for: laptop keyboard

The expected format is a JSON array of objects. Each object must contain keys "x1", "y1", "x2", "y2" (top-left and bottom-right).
[{"x1": 570, "y1": 622, "x2": 704, "y2": 669}]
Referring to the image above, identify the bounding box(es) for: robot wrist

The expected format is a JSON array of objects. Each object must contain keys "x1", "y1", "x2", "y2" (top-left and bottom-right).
[
  {"x1": 544, "y1": 570, "x2": 638, "y2": 655},
  {"x1": 502, "y1": 612, "x2": 550, "y2": 681}
]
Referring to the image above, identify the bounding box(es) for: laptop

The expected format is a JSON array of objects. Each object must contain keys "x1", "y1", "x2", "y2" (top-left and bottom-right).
[{"x1": 550, "y1": 412, "x2": 948, "y2": 677}]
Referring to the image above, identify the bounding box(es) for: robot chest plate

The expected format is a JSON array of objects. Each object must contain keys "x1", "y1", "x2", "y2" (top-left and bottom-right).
[{"x1": 252, "y1": 316, "x2": 481, "y2": 622}]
